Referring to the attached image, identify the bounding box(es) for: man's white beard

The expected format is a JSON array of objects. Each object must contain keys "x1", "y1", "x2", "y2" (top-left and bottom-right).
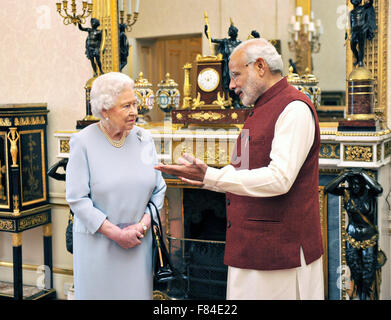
[{"x1": 240, "y1": 71, "x2": 261, "y2": 106}]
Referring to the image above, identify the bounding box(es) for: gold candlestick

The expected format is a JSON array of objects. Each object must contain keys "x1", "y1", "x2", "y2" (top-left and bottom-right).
[
  {"x1": 56, "y1": 0, "x2": 93, "y2": 25},
  {"x1": 182, "y1": 63, "x2": 193, "y2": 109},
  {"x1": 119, "y1": 1, "x2": 140, "y2": 32}
]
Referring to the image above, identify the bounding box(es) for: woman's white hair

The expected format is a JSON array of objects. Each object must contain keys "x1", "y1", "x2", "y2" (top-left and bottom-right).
[
  {"x1": 90, "y1": 72, "x2": 134, "y2": 119},
  {"x1": 231, "y1": 38, "x2": 283, "y2": 74}
]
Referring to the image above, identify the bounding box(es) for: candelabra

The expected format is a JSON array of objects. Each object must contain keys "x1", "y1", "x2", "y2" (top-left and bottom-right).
[
  {"x1": 119, "y1": 0, "x2": 140, "y2": 31},
  {"x1": 288, "y1": 6, "x2": 323, "y2": 74},
  {"x1": 56, "y1": 0, "x2": 93, "y2": 25}
]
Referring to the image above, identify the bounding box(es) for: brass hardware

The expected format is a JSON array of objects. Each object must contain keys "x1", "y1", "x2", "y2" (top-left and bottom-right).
[
  {"x1": 7, "y1": 128, "x2": 19, "y2": 168},
  {"x1": 12, "y1": 233, "x2": 22, "y2": 247}
]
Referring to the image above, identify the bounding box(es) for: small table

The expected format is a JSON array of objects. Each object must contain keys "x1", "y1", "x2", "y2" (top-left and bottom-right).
[{"x1": 0, "y1": 205, "x2": 55, "y2": 299}]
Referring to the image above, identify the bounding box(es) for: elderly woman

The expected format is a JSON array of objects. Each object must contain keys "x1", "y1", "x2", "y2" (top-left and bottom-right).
[{"x1": 65, "y1": 72, "x2": 166, "y2": 299}]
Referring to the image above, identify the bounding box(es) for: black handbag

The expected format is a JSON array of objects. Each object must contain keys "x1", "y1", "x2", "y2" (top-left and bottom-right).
[{"x1": 147, "y1": 201, "x2": 184, "y2": 283}]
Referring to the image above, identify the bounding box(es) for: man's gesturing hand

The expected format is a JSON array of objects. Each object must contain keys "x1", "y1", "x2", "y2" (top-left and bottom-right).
[{"x1": 154, "y1": 153, "x2": 207, "y2": 187}]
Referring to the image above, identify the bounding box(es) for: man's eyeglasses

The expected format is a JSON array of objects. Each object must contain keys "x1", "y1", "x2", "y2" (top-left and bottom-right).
[{"x1": 230, "y1": 60, "x2": 256, "y2": 81}]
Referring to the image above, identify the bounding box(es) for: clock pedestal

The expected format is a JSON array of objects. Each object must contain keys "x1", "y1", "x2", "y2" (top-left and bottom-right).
[{"x1": 172, "y1": 109, "x2": 250, "y2": 129}]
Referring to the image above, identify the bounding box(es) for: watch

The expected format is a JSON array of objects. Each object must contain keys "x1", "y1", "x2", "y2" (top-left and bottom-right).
[
  {"x1": 197, "y1": 68, "x2": 220, "y2": 92},
  {"x1": 140, "y1": 222, "x2": 148, "y2": 235}
]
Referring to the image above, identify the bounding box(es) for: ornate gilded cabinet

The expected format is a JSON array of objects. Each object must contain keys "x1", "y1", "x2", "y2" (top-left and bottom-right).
[{"x1": 0, "y1": 103, "x2": 55, "y2": 300}]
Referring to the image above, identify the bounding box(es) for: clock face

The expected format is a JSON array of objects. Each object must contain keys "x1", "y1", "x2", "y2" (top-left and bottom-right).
[{"x1": 197, "y1": 68, "x2": 220, "y2": 92}]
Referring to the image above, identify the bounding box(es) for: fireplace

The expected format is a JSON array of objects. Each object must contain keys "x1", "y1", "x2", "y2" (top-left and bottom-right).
[{"x1": 155, "y1": 188, "x2": 228, "y2": 300}]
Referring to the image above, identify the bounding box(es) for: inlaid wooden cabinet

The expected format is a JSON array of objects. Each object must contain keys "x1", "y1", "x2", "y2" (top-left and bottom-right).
[{"x1": 0, "y1": 103, "x2": 55, "y2": 300}]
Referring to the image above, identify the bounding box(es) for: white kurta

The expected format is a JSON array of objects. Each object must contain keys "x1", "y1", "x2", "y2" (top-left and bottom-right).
[
  {"x1": 66, "y1": 124, "x2": 166, "y2": 300},
  {"x1": 203, "y1": 100, "x2": 324, "y2": 300}
]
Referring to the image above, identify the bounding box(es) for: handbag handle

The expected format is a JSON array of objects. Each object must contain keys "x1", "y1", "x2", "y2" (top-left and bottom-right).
[
  {"x1": 148, "y1": 200, "x2": 166, "y2": 269},
  {"x1": 148, "y1": 200, "x2": 164, "y2": 236}
]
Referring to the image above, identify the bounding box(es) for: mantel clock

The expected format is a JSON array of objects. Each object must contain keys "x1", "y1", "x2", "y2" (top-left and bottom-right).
[{"x1": 194, "y1": 54, "x2": 225, "y2": 108}]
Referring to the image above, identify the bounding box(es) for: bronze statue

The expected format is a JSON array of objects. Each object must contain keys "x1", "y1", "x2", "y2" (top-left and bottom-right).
[
  {"x1": 78, "y1": 18, "x2": 105, "y2": 77},
  {"x1": 250, "y1": 30, "x2": 260, "y2": 38},
  {"x1": 325, "y1": 169, "x2": 386, "y2": 299},
  {"x1": 347, "y1": 0, "x2": 377, "y2": 67},
  {"x1": 47, "y1": 158, "x2": 74, "y2": 254},
  {"x1": 47, "y1": 158, "x2": 68, "y2": 182},
  {"x1": 289, "y1": 59, "x2": 298, "y2": 74},
  {"x1": 204, "y1": 23, "x2": 242, "y2": 108},
  {"x1": 119, "y1": 23, "x2": 129, "y2": 71}
]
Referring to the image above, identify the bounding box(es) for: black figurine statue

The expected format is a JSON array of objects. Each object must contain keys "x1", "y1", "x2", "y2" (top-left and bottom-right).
[
  {"x1": 325, "y1": 169, "x2": 386, "y2": 299},
  {"x1": 119, "y1": 23, "x2": 129, "y2": 71},
  {"x1": 78, "y1": 18, "x2": 105, "y2": 77},
  {"x1": 289, "y1": 59, "x2": 298, "y2": 74},
  {"x1": 47, "y1": 158, "x2": 68, "y2": 182},
  {"x1": 204, "y1": 23, "x2": 242, "y2": 108},
  {"x1": 250, "y1": 30, "x2": 260, "y2": 38},
  {"x1": 47, "y1": 158, "x2": 74, "y2": 254},
  {"x1": 347, "y1": 0, "x2": 377, "y2": 67}
]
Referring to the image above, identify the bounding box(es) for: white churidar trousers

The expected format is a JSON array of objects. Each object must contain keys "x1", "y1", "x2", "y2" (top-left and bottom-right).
[{"x1": 226, "y1": 248, "x2": 324, "y2": 300}]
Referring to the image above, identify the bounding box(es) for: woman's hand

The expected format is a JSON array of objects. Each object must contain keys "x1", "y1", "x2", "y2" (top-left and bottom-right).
[
  {"x1": 98, "y1": 219, "x2": 143, "y2": 249},
  {"x1": 116, "y1": 228, "x2": 143, "y2": 249},
  {"x1": 123, "y1": 213, "x2": 151, "y2": 236}
]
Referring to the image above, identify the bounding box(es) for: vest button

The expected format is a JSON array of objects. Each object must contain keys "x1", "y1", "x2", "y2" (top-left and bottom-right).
[
  {"x1": 227, "y1": 221, "x2": 231, "y2": 228},
  {"x1": 226, "y1": 199, "x2": 230, "y2": 206},
  {"x1": 249, "y1": 111, "x2": 254, "y2": 117}
]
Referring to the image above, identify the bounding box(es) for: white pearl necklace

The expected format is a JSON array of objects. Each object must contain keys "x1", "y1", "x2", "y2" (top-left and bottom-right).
[{"x1": 99, "y1": 122, "x2": 126, "y2": 148}]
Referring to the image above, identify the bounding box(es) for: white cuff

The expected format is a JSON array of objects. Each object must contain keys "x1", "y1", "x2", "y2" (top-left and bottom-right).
[{"x1": 202, "y1": 166, "x2": 232, "y2": 193}]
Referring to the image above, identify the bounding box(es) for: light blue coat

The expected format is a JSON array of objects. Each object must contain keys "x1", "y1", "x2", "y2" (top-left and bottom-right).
[{"x1": 66, "y1": 124, "x2": 166, "y2": 299}]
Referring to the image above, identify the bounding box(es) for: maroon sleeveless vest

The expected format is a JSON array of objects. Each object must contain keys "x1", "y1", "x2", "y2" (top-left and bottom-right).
[{"x1": 224, "y1": 77, "x2": 323, "y2": 270}]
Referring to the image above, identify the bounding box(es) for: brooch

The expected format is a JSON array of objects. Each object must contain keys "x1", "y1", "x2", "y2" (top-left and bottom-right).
[{"x1": 136, "y1": 130, "x2": 144, "y2": 142}]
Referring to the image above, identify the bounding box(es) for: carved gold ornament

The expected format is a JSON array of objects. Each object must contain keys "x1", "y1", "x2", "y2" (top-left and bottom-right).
[
  {"x1": 13, "y1": 195, "x2": 20, "y2": 215},
  {"x1": 14, "y1": 116, "x2": 46, "y2": 126},
  {"x1": 60, "y1": 139, "x2": 70, "y2": 154},
  {"x1": 343, "y1": 230, "x2": 378, "y2": 250},
  {"x1": 192, "y1": 92, "x2": 205, "y2": 109},
  {"x1": 0, "y1": 219, "x2": 16, "y2": 232},
  {"x1": 0, "y1": 118, "x2": 12, "y2": 126},
  {"x1": 344, "y1": 145, "x2": 373, "y2": 162},
  {"x1": 18, "y1": 212, "x2": 49, "y2": 231},
  {"x1": 188, "y1": 111, "x2": 226, "y2": 122},
  {"x1": 212, "y1": 92, "x2": 231, "y2": 109},
  {"x1": 7, "y1": 128, "x2": 20, "y2": 167}
]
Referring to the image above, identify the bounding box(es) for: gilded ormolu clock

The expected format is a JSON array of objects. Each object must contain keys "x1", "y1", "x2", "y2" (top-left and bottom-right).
[{"x1": 194, "y1": 53, "x2": 225, "y2": 108}]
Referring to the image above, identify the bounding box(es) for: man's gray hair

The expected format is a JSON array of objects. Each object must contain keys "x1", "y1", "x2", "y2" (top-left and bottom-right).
[
  {"x1": 90, "y1": 72, "x2": 135, "y2": 119},
  {"x1": 231, "y1": 38, "x2": 283, "y2": 74}
]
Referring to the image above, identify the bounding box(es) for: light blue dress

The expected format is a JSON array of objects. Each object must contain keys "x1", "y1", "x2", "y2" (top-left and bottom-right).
[{"x1": 65, "y1": 123, "x2": 166, "y2": 300}]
